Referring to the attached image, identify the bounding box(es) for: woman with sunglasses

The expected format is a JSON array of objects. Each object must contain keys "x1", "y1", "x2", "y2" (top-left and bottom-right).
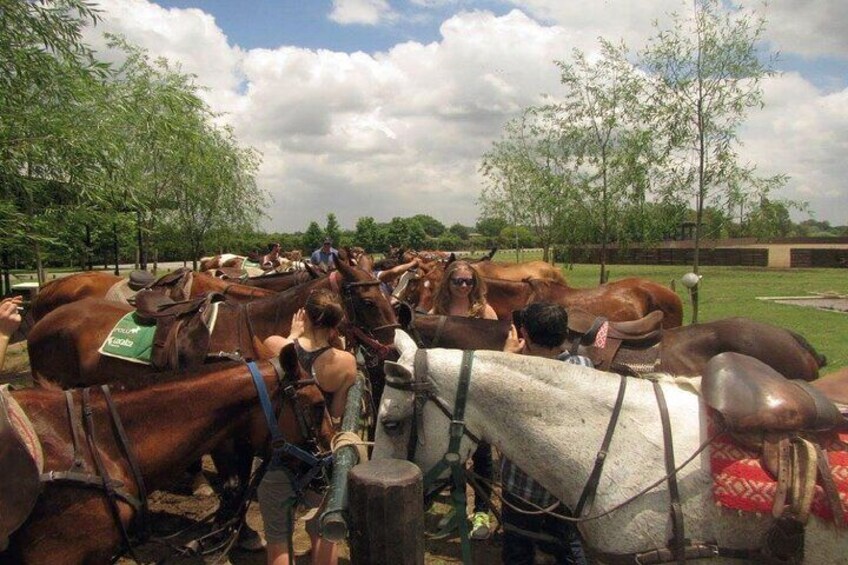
[
  {"x1": 427, "y1": 260, "x2": 497, "y2": 541},
  {"x1": 428, "y1": 260, "x2": 498, "y2": 320}
]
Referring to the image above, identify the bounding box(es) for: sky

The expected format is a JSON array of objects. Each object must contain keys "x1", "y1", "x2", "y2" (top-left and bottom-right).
[{"x1": 81, "y1": 0, "x2": 848, "y2": 231}]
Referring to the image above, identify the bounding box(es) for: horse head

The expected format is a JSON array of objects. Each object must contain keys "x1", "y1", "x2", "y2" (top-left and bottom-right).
[{"x1": 333, "y1": 249, "x2": 399, "y2": 347}]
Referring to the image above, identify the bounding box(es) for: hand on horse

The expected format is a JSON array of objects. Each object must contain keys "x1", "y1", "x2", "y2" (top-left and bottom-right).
[
  {"x1": 503, "y1": 323, "x2": 525, "y2": 354},
  {"x1": 0, "y1": 295, "x2": 22, "y2": 338},
  {"x1": 289, "y1": 308, "x2": 306, "y2": 340}
]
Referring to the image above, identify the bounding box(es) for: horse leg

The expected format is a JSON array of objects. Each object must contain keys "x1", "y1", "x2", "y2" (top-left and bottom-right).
[
  {"x1": 210, "y1": 440, "x2": 265, "y2": 552},
  {"x1": 188, "y1": 458, "x2": 215, "y2": 497}
]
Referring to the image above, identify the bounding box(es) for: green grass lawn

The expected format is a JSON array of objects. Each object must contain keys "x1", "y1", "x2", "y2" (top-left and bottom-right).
[{"x1": 490, "y1": 249, "x2": 848, "y2": 372}]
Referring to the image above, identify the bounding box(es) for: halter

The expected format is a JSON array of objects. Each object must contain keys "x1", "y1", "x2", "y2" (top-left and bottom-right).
[
  {"x1": 329, "y1": 270, "x2": 399, "y2": 364},
  {"x1": 384, "y1": 348, "x2": 480, "y2": 564},
  {"x1": 246, "y1": 360, "x2": 334, "y2": 495}
]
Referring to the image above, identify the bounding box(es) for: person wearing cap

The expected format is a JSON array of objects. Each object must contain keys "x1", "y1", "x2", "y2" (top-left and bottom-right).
[{"x1": 310, "y1": 238, "x2": 337, "y2": 270}]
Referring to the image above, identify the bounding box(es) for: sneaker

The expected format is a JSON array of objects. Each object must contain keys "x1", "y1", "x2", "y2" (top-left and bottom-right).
[{"x1": 469, "y1": 511, "x2": 491, "y2": 540}]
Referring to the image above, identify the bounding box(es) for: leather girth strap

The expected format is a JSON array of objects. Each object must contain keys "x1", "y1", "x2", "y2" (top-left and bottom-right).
[{"x1": 652, "y1": 380, "x2": 686, "y2": 565}]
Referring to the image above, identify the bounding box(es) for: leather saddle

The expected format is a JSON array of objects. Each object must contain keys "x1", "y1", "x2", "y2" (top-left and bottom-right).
[
  {"x1": 703, "y1": 352, "x2": 846, "y2": 539},
  {"x1": 0, "y1": 387, "x2": 42, "y2": 550},
  {"x1": 134, "y1": 291, "x2": 225, "y2": 371},
  {"x1": 567, "y1": 309, "x2": 664, "y2": 372}
]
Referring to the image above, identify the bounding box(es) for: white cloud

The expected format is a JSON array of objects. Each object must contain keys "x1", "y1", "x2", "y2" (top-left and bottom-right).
[
  {"x1": 81, "y1": 1, "x2": 848, "y2": 230},
  {"x1": 328, "y1": 0, "x2": 395, "y2": 26},
  {"x1": 765, "y1": 0, "x2": 848, "y2": 59}
]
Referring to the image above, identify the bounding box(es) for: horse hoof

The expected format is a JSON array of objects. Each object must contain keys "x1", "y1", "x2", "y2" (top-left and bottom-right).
[
  {"x1": 237, "y1": 527, "x2": 266, "y2": 551},
  {"x1": 191, "y1": 474, "x2": 215, "y2": 497}
]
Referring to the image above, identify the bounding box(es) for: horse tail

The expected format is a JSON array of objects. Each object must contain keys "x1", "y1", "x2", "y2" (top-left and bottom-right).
[{"x1": 788, "y1": 330, "x2": 827, "y2": 368}]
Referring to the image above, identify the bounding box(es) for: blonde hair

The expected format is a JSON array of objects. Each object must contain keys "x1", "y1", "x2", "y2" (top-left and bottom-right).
[
  {"x1": 305, "y1": 289, "x2": 345, "y2": 328},
  {"x1": 431, "y1": 260, "x2": 489, "y2": 318}
]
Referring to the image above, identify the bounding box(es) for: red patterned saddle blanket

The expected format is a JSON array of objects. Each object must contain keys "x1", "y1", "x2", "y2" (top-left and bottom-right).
[{"x1": 709, "y1": 413, "x2": 848, "y2": 526}]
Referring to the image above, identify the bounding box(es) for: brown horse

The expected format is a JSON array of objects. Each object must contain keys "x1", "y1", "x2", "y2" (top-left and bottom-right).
[
  {"x1": 398, "y1": 260, "x2": 683, "y2": 328},
  {"x1": 2, "y1": 357, "x2": 332, "y2": 564},
  {"x1": 28, "y1": 252, "x2": 397, "y2": 388},
  {"x1": 30, "y1": 269, "x2": 279, "y2": 323},
  {"x1": 396, "y1": 308, "x2": 823, "y2": 381}
]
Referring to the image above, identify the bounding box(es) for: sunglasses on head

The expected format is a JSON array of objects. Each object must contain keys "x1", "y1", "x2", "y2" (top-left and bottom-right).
[{"x1": 450, "y1": 277, "x2": 475, "y2": 287}]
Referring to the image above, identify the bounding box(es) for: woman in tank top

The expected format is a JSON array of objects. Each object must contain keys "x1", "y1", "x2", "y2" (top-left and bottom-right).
[
  {"x1": 261, "y1": 288, "x2": 356, "y2": 565},
  {"x1": 428, "y1": 260, "x2": 497, "y2": 319}
]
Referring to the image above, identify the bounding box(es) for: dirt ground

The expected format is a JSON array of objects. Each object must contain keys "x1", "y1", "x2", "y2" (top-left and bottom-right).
[{"x1": 2, "y1": 342, "x2": 504, "y2": 564}]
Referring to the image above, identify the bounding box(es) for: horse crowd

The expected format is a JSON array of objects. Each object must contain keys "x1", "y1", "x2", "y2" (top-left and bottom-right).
[{"x1": 1, "y1": 246, "x2": 845, "y2": 564}]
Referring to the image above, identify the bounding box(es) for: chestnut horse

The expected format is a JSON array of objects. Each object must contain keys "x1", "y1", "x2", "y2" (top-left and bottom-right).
[
  {"x1": 28, "y1": 252, "x2": 397, "y2": 388},
  {"x1": 30, "y1": 269, "x2": 279, "y2": 323},
  {"x1": 2, "y1": 357, "x2": 332, "y2": 564},
  {"x1": 396, "y1": 307, "x2": 824, "y2": 381},
  {"x1": 398, "y1": 260, "x2": 683, "y2": 328}
]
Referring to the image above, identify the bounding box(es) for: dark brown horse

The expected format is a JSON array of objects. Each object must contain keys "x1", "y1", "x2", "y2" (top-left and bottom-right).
[
  {"x1": 398, "y1": 260, "x2": 683, "y2": 328},
  {"x1": 396, "y1": 308, "x2": 824, "y2": 381},
  {"x1": 28, "y1": 252, "x2": 397, "y2": 388},
  {"x1": 2, "y1": 357, "x2": 332, "y2": 564}
]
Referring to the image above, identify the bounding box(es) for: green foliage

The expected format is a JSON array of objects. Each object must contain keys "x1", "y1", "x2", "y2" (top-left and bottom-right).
[
  {"x1": 325, "y1": 213, "x2": 341, "y2": 245},
  {"x1": 476, "y1": 216, "x2": 508, "y2": 237},
  {"x1": 640, "y1": 0, "x2": 784, "y2": 273},
  {"x1": 448, "y1": 223, "x2": 470, "y2": 240},
  {"x1": 411, "y1": 214, "x2": 446, "y2": 237},
  {"x1": 354, "y1": 216, "x2": 381, "y2": 252},
  {"x1": 303, "y1": 221, "x2": 324, "y2": 253},
  {"x1": 385, "y1": 217, "x2": 426, "y2": 250}
]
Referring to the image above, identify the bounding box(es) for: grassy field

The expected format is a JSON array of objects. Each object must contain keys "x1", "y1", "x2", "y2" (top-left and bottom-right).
[{"x1": 486, "y1": 249, "x2": 848, "y2": 372}]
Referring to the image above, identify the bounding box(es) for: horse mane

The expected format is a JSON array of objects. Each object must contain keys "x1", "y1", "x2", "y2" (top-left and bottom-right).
[{"x1": 788, "y1": 329, "x2": 828, "y2": 368}]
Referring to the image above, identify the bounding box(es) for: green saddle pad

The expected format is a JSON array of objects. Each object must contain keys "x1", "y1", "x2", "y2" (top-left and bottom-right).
[{"x1": 98, "y1": 312, "x2": 156, "y2": 365}]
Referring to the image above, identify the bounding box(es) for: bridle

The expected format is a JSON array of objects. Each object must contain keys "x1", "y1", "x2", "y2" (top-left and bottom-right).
[{"x1": 329, "y1": 270, "x2": 399, "y2": 364}]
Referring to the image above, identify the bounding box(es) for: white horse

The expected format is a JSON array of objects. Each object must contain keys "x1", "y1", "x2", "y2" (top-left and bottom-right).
[{"x1": 372, "y1": 330, "x2": 845, "y2": 563}]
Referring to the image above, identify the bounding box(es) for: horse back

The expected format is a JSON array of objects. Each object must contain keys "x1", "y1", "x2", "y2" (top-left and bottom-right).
[{"x1": 30, "y1": 272, "x2": 123, "y2": 322}]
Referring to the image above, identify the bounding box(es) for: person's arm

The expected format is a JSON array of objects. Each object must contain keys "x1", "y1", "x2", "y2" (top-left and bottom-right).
[
  {"x1": 262, "y1": 308, "x2": 306, "y2": 355},
  {"x1": 481, "y1": 303, "x2": 498, "y2": 320},
  {"x1": 0, "y1": 296, "x2": 22, "y2": 370},
  {"x1": 376, "y1": 258, "x2": 419, "y2": 285}
]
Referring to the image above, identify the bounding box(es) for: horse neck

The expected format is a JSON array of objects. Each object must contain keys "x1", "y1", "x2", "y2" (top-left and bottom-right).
[
  {"x1": 434, "y1": 351, "x2": 702, "y2": 510},
  {"x1": 247, "y1": 277, "x2": 328, "y2": 341},
  {"x1": 101, "y1": 365, "x2": 276, "y2": 488}
]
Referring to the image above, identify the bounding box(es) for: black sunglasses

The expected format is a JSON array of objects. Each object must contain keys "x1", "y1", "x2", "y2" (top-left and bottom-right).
[{"x1": 450, "y1": 277, "x2": 475, "y2": 287}]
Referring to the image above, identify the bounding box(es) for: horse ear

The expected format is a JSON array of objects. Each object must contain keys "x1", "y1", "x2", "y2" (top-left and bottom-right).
[
  {"x1": 447, "y1": 253, "x2": 456, "y2": 265},
  {"x1": 279, "y1": 342, "x2": 300, "y2": 379},
  {"x1": 384, "y1": 359, "x2": 413, "y2": 383},
  {"x1": 485, "y1": 247, "x2": 497, "y2": 261},
  {"x1": 304, "y1": 262, "x2": 321, "y2": 279},
  {"x1": 395, "y1": 302, "x2": 414, "y2": 329}
]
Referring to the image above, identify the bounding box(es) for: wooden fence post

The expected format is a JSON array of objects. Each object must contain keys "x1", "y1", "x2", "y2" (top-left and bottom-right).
[{"x1": 347, "y1": 459, "x2": 424, "y2": 565}]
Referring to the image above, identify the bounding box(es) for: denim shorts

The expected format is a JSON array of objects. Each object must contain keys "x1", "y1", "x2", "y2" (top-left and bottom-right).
[{"x1": 257, "y1": 469, "x2": 324, "y2": 543}]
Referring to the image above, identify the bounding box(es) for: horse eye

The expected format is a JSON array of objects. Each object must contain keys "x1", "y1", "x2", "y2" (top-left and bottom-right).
[{"x1": 381, "y1": 420, "x2": 404, "y2": 436}]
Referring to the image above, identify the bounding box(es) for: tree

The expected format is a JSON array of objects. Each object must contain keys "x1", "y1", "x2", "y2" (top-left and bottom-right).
[
  {"x1": 303, "y1": 221, "x2": 324, "y2": 253},
  {"x1": 325, "y1": 213, "x2": 341, "y2": 246},
  {"x1": 448, "y1": 223, "x2": 470, "y2": 241},
  {"x1": 476, "y1": 217, "x2": 508, "y2": 238},
  {"x1": 354, "y1": 216, "x2": 380, "y2": 251},
  {"x1": 640, "y1": 0, "x2": 783, "y2": 282},
  {"x1": 480, "y1": 109, "x2": 578, "y2": 262},
  {"x1": 411, "y1": 214, "x2": 446, "y2": 237},
  {"x1": 556, "y1": 39, "x2": 652, "y2": 283},
  {"x1": 385, "y1": 217, "x2": 426, "y2": 250}
]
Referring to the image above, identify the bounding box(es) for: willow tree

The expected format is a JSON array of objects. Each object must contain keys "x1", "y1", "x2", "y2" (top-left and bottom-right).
[
  {"x1": 480, "y1": 109, "x2": 580, "y2": 263},
  {"x1": 640, "y1": 0, "x2": 782, "y2": 280},
  {"x1": 0, "y1": 0, "x2": 111, "y2": 281},
  {"x1": 556, "y1": 39, "x2": 653, "y2": 283}
]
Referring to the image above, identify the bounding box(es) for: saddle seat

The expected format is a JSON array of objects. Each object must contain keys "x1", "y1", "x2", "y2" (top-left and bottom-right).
[
  {"x1": 568, "y1": 309, "x2": 664, "y2": 345},
  {"x1": 703, "y1": 352, "x2": 844, "y2": 432},
  {"x1": 0, "y1": 386, "x2": 42, "y2": 550},
  {"x1": 134, "y1": 291, "x2": 225, "y2": 370},
  {"x1": 567, "y1": 310, "x2": 664, "y2": 372}
]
